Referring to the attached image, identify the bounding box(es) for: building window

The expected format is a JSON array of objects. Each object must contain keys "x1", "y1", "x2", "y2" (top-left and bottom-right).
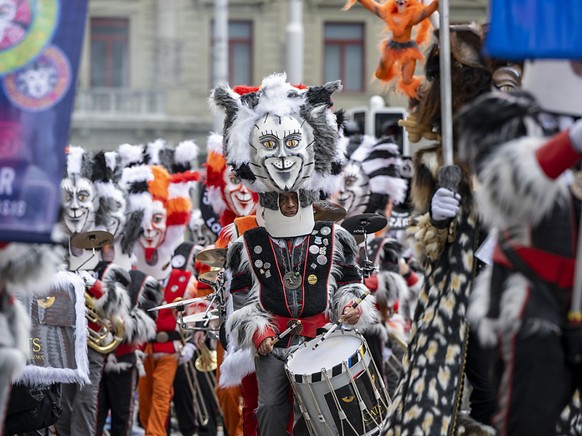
[
  {"x1": 229, "y1": 21, "x2": 253, "y2": 85},
  {"x1": 211, "y1": 20, "x2": 253, "y2": 86},
  {"x1": 90, "y1": 18, "x2": 129, "y2": 87},
  {"x1": 324, "y1": 23, "x2": 364, "y2": 92}
]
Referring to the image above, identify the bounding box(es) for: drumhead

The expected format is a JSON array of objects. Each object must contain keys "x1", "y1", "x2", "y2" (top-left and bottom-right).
[{"x1": 286, "y1": 331, "x2": 362, "y2": 375}]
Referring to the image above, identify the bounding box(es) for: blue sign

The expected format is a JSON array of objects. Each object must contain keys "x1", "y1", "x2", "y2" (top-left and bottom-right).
[
  {"x1": 486, "y1": 0, "x2": 582, "y2": 59},
  {"x1": 0, "y1": 0, "x2": 88, "y2": 243}
]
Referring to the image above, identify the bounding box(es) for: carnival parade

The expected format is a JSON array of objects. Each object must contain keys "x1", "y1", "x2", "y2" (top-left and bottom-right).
[{"x1": 1, "y1": 0, "x2": 582, "y2": 435}]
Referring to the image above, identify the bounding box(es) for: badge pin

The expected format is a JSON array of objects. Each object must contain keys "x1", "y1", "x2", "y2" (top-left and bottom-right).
[
  {"x1": 317, "y1": 255, "x2": 328, "y2": 266},
  {"x1": 255, "y1": 259, "x2": 263, "y2": 268},
  {"x1": 311, "y1": 263, "x2": 317, "y2": 269},
  {"x1": 321, "y1": 226, "x2": 331, "y2": 236},
  {"x1": 254, "y1": 246, "x2": 263, "y2": 254},
  {"x1": 265, "y1": 270, "x2": 271, "y2": 278},
  {"x1": 309, "y1": 245, "x2": 319, "y2": 255},
  {"x1": 315, "y1": 236, "x2": 323, "y2": 245},
  {"x1": 323, "y1": 239, "x2": 329, "y2": 246},
  {"x1": 319, "y1": 247, "x2": 326, "y2": 255},
  {"x1": 307, "y1": 274, "x2": 318, "y2": 285}
]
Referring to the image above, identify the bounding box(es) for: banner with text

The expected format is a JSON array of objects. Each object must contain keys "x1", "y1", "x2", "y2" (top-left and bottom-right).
[{"x1": 0, "y1": 0, "x2": 89, "y2": 243}]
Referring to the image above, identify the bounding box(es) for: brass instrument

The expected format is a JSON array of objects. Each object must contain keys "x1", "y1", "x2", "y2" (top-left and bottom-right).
[
  {"x1": 85, "y1": 292, "x2": 125, "y2": 354},
  {"x1": 195, "y1": 342, "x2": 218, "y2": 372}
]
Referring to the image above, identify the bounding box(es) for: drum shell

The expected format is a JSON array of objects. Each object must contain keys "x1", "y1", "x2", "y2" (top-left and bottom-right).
[{"x1": 285, "y1": 331, "x2": 389, "y2": 436}]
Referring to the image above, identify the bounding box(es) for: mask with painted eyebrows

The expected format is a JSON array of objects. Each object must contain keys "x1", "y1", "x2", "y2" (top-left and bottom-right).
[{"x1": 249, "y1": 113, "x2": 315, "y2": 192}]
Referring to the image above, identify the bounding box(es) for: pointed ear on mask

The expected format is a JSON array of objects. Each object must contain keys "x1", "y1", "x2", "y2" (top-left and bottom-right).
[{"x1": 209, "y1": 85, "x2": 241, "y2": 119}]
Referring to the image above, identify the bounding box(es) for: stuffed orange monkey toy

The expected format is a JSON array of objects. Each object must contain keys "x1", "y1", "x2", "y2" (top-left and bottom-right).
[{"x1": 344, "y1": 0, "x2": 438, "y2": 98}]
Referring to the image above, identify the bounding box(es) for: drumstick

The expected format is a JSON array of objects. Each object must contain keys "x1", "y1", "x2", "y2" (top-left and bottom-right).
[
  {"x1": 255, "y1": 320, "x2": 302, "y2": 357},
  {"x1": 312, "y1": 290, "x2": 371, "y2": 350}
]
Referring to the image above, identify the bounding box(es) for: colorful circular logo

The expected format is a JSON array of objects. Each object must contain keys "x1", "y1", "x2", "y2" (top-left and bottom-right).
[
  {"x1": 0, "y1": 0, "x2": 60, "y2": 75},
  {"x1": 2, "y1": 44, "x2": 70, "y2": 111}
]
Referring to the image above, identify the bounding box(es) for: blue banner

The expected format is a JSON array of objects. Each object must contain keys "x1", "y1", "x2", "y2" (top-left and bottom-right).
[
  {"x1": 486, "y1": 0, "x2": 582, "y2": 59},
  {"x1": 0, "y1": 0, "x2": 88, "y2": 243}
]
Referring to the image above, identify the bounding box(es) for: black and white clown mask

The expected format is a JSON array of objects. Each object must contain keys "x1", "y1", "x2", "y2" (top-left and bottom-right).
[
  {"x1": 250, "y1": 113, "x2": 316, "y2": 192},
  {"x1": 210, "y1": 73, "x2": 344, "y2": 237}
]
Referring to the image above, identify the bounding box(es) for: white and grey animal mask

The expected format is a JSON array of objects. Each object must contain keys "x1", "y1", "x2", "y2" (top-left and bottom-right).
[{"x1": 209, "y1": 73, "x2": 344, "y2": 209}]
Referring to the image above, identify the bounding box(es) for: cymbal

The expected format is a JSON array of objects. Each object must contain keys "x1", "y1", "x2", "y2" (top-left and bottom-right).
[
  {"x1": 195, "y1": 248, "x2": 228, "y2": 268},
  {"x1": 148, "y1": 297, "x2": 208, "y2": 312},
  {"x1": 182, "y1": 310, "x2": 220, "y2": 324},
  {"x1": 313, "y1": 200, "x2": 347, "y2": 223},
  {"x1": 199, "y1": 271, "x2": 219, "y2": 286},
  {"x1": 70, "y1": 230, "x2": 113, "y2": 250},
  {"x1": 342, "y1": 213, "x2": 388, "y2": 236}
]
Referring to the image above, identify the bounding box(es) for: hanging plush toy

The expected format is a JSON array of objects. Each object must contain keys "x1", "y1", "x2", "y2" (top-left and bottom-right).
[{"x1": 343, "y1": 0, "x2": 438, "y2": 98}]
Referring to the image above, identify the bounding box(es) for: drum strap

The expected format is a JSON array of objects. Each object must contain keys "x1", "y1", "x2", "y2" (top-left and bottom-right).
[{"x1": 272, "y1": 313, "x2": 328, "y2": 339}]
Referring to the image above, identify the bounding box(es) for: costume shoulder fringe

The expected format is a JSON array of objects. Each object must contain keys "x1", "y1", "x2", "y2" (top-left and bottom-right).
[{"x1": 407, "y1": 212, "x2": 452, "y2": 265}]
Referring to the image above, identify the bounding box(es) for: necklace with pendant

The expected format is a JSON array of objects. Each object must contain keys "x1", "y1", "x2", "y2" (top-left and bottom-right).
[{"x1": 281, "y1": 239, "x2": 303, "y2": 290}]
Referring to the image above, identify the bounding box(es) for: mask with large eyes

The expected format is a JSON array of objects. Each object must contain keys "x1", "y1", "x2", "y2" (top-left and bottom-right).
[
  {"x1": 334, "y1": 161, "x2": 370, "y2": 217},
  {"x1": 60, "y1": 175, "x2": 96, "y2": 234},
  {"x1": 223, "y1": 167, "x2": 257, "y2": 217},
  {"x1": 139, "y1": 200, "x2": 167, "y2": 253},
  {"x1": 249, "y1": 114, "x2": 315, "y2": 192}
]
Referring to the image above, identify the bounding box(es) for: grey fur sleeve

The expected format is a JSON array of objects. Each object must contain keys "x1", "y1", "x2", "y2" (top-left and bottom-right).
[
  {"x1": 475, "y1": 136, "x2": 570, "y2": 229},
  {"x1": 224, "y1": 237, "x2": 273, "y2": 350}
]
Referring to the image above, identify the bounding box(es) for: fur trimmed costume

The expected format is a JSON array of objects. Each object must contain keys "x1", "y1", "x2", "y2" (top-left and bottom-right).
[
  {"x1": 457, "y1": 90, "x2": 582, "y2": 435},
  {"x1": 384, "y1": 24, "x2": 496, "y2": 435}
]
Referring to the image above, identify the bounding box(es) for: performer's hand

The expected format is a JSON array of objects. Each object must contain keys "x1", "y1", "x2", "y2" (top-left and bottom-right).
[
  {"x1": 570, "y1": 118, "x2": 582, "y2": 153},
  {"x1": 179, "y1": 342, "x2": 196, "y2": 364},
  {"x1": 193, "y1": 331, "x2": 206, "y2": 349},
  {"x1": 342, "y1": 305, "x2": 361, "y2": 325},
  {"x1": 430, "y1": 187, "x2": 461, "y2": 222},
  {"x1": 257, "y1": 337, "x2": 275, "y2": 356}
]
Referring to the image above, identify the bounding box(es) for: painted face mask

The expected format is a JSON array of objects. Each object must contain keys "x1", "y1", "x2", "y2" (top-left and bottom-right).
[
  {"x1": 223, "y1": 167, "x2": 256, "y2": 217},
  {"x1": 335, "y1": 161, "x2": 370, "y2": 217},
  {"x1": 60, "y1": 174, "x2": 96, "y2": 234},
  {"x1": 139, "y1": 199, "x2": 167, "y2": 264},
  {"x1": 249, "y1": 114, "x2": 315, "y2": 193}
]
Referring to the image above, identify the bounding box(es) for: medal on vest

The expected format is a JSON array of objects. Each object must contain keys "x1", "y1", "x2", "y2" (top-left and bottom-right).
[{"x1": 283, "y1": 271, "x2": 302, "y2": 290}]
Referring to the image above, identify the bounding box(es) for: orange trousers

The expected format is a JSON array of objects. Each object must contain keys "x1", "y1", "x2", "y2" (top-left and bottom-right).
[
  {"x1": 216, "y1": 342, "x2": 244, "y2": 436},
  {"x1": 138, "y1": 347, "x2": 179, "y2": 436}
]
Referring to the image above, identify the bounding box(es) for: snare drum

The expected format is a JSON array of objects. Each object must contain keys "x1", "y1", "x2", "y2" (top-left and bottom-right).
[{"x1": 285, "y1": 330, "x2": 390, "y2": 436}]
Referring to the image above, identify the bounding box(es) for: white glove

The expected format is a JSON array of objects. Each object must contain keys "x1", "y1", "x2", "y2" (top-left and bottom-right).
[
  {"x1": 569, "y1": 118, "x2": 582, "y2": 153},
  {"x1": 430, "y1": 187, "x2": 461, "y2": 222},
  {"x1": 179, "y1": 342, "x2": 196, "y2": 365}
]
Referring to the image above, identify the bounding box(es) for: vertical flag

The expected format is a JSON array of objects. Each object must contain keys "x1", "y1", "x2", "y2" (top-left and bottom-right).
[
  {"x1": 486, "y1": 0, "x2": 582, "y2": 59},
  {"x1": 0, "y1": 0, "x2": 89, "y2": 243}
]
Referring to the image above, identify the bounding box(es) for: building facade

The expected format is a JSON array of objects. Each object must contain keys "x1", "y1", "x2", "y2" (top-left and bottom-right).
[{"x1": 70, "y1": 0, "x2": 488, "y2": 152}]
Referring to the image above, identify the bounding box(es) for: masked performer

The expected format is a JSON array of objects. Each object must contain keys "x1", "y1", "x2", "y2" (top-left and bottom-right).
[
  {"x1": 385, "y1": 25, "x2": 498, "y2": 435},
  {"x1": 457, "y1": 60, "x2": 582, "y2": 436},
  {"x1": 53, "y1": 146, "x2": 132, "y2": 436},
  {"x1": 343, "y1": 0, "x2": 438, "y2": 98},
  {"x1": 206, "y1": 124, "x2": 262, "y2": 436},
  {"x1": 131, "y1": 140, "x2": 200, "y2": 436},
  {"x1": 210, "y1": 73, "x2": 377, "y2": 436}
]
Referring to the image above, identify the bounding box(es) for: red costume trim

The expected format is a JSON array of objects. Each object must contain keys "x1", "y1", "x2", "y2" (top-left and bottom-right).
[{"x1": 535, "y1": 130, "x2": 581, "y2": 180}]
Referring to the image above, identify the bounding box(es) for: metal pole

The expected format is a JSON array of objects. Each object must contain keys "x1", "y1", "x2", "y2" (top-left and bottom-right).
[
  {"x1": 286, "y1": 0, "x2": 304, "y2": 84},
  {"x1": 439, "y1": 0, "x2": 453, "y2": 166},
  {"x1": 213, "y1": 0, "x2": 228, "y2": 132}
]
